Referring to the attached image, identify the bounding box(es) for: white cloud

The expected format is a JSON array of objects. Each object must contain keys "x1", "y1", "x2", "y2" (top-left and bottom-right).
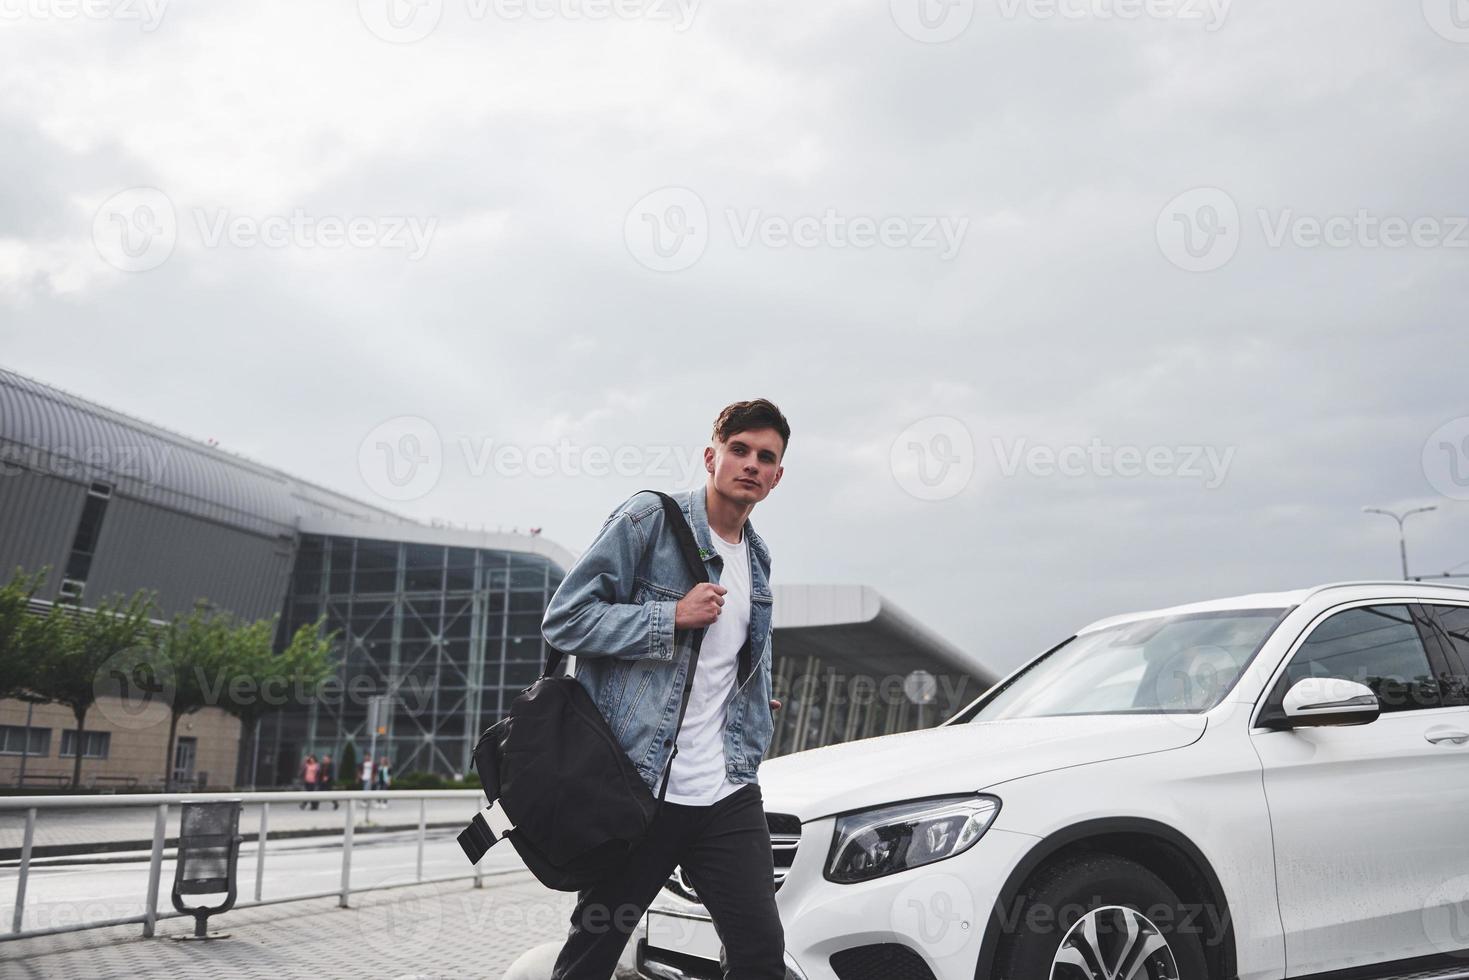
[{"x1": 2, "y1": 0, "x2": 1466, "y2": 672}]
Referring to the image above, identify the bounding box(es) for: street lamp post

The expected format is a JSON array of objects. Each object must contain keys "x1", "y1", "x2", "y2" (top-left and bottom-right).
[{"x1": 1362, "y1": 505, "x2": 1437, "y2": 580}]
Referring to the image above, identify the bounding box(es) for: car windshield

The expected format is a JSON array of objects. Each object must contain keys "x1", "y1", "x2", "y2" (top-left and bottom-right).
[{"x1": 968, "y1": 609, "x2": 1287, "y2": 722}]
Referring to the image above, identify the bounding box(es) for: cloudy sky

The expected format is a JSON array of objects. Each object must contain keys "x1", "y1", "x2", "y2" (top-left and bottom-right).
[{"x1": 2, "y1": 0, "x2": 1466, "y2": 674}]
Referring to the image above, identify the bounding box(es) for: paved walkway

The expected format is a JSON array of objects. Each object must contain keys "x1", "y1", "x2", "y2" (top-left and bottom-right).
[{"x1": 0, "y1": 868, "x2": 644, "y2": 979}]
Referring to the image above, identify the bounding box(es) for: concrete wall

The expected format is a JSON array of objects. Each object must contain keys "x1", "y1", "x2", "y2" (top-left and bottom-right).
[{"x1": 0, "y1": 697, "x2": 242, "y2": 791}]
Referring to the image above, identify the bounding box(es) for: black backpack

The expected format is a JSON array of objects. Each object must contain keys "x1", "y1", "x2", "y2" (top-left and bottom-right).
[{"x1": 457, "y1": 490, "x2": 739, "y2": 891}]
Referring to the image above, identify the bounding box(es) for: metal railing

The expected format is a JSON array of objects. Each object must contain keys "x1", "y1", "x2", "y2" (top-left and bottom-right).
[{"x1": 0, "y1": 789, "x2": 495, "y2": 942}]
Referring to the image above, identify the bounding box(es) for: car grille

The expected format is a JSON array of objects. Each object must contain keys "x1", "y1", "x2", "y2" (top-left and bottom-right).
[
  {"x1": 663, "y1": 811, "x2": 801, "y2": 903},
  {"x1": 829, "y1": 943, "x2": 938, "y2": 980}
]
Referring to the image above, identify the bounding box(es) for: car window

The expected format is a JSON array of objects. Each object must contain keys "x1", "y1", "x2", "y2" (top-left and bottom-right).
[
  {"x1": 1277, "y1": 604, "x2": 1440, "y2": 713},
  {"x1": 970, "y1": 610, "x2": 1285, "y2": 721},
  {"x1": 1422, "y1": 604, "x2": 1469, "y2": 707}
]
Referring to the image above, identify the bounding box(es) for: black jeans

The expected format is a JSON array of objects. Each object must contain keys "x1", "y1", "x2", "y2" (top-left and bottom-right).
[{"x1": 550, "y1": 782, "x2": 785, "y2": 980}]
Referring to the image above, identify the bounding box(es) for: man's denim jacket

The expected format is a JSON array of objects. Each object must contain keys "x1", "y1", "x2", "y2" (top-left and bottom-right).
[{"x1": 541, "y1": 486, "x2": 775, "y2": 797}]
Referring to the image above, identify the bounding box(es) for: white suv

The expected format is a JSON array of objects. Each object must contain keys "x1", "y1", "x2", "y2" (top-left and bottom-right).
[{"x1": 636, "y1": 581, "x2": 1469, "y2": 980}]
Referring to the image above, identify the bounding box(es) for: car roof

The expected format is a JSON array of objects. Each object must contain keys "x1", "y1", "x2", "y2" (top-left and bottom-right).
[{"x1": 1076, "y1": 580, "x2": 1469, "y2": 634}]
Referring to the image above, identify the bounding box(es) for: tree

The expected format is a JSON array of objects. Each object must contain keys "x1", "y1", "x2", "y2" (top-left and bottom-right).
[
  {"x1": 0, "y1": 568, "x2": 50, "y2": 702},
  {"x1": 156, "y1": 602, "x2": 233, "y2": 791},
  {"x1": 215, "y1": 616, "x2": 338, "y2": 788},
  {"x1": 218, "y1": 616, "x2": 277, "y2": 788},
  {"x1": 32, "y1": 590, "x2": 158, "y2": 788}
]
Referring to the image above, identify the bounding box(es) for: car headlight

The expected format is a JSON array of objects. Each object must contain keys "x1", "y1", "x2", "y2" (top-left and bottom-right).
[{"x1": 824, "y1": 794, "x2": 1000, "y2": 884}]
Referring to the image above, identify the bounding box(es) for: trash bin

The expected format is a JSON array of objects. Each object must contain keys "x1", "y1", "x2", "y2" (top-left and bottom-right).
[{"x1": 170, "y1": 799, "x2": 243, "y2": 940}]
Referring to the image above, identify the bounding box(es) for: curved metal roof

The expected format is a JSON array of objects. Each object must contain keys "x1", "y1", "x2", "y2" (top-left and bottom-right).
[
  {"x1": 0, "y1": 365, "x2": 418, "y2": 538},
  {"x1": 771, "y1": 583, "x2": 997, "y2": 686}
]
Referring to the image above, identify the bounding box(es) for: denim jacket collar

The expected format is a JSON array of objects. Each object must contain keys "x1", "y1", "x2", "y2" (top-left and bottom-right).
[{"x1": 682, "y1": 484, "x2": 770, "y2": 569}]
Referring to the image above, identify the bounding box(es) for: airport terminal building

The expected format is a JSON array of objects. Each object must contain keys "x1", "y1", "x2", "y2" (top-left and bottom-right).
[{"x1": 0, "y1": 366, "x2": 995, "y2": 789}]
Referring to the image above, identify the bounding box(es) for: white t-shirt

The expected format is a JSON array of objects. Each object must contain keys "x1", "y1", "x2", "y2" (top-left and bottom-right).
[{"x1": 662, "y1": 525, "x2": 751, "y2": 806}]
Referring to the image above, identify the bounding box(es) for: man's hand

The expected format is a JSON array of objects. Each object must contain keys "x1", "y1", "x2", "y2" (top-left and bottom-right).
[
  {"x1": 770, "y1": 699, "x2": 781, "y2": 711},
  {"x1": 674, "y1": 582, "x2": 727, "y2": 629}
]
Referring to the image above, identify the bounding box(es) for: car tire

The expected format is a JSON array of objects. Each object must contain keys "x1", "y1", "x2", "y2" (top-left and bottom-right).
[{"x1": 994, "y1": 853, "x2": 1212, "y2": 980}]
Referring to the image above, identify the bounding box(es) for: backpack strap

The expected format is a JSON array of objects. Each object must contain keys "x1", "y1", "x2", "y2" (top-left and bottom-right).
[{"x1": 647, "y1": 491, "x2": 741, "y2": 802}]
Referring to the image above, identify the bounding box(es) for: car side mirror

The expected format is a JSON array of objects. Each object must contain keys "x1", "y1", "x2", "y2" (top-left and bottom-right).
[{"x1": 1280, "y1": 677, "x2": 1380, "y2": 728}]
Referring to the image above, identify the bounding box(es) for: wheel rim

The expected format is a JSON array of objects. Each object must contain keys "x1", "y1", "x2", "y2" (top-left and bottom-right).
[{"x1": 1050, "y1": 905, "x2": 1181, "y2": 980}]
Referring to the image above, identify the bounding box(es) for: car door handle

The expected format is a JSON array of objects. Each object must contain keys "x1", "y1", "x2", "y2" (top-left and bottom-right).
[{"x1": 1424, "y1": 728, "x2": 1469, "y2": 744}]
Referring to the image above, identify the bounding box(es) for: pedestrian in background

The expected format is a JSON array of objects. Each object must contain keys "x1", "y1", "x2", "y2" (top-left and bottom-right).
[
  {"x1": 298, "y1": 754, "x2": 319, "y2": 810},
  {"x1": 372, "y1": 755, "x2": 392, "y2": 808},
  {"x1": 359, "y1": 756, "x2": 374, "y2": 811},
  {"x1": 319, "y1": 753, "x2": 339, "y2": 810}
]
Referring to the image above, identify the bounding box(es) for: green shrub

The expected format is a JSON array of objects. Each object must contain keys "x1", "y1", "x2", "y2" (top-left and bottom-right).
[{"x1": 386, "y1": 770, "x2": 482, "y2": 790}]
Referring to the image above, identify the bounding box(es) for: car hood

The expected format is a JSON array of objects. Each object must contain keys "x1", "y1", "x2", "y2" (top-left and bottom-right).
[{"x1": 758, "y1": 714, "x2": 1206, "y2": 822}]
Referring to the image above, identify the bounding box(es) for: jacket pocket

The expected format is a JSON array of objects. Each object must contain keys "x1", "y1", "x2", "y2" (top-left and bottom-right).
[
  {"x1": 635, "y1": 577, "x2": 685, "y2": 602},
  {"x1": 615, "y1": 665, "x2": 656, "y2": 743}
]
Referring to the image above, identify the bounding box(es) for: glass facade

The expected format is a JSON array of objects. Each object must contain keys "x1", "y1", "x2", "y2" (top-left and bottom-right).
[
  {"x1": 254, "y1": 533, "x2": 981, "y2": 785},
  {"x1": 258, "y1": 533, "x2": 564, "y2": 785},
  {"x1": 767, "y1": 656, "x2": 977, "y2": 758}
]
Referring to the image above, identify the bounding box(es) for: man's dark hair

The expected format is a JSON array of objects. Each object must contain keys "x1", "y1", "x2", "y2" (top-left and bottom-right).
[{"x1": 713, "y1": 399, "x2": 790, "y2": 456}]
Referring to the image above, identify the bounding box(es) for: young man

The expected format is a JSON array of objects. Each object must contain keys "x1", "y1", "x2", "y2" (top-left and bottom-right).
[{"x1": 542, "y1": 399, "x2": 789, "y2": 980}]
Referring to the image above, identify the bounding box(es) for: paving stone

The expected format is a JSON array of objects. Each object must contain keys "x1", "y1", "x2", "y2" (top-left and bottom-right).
[{"x1": 0, "y1": 869, "x2": 650, "y2": 980}]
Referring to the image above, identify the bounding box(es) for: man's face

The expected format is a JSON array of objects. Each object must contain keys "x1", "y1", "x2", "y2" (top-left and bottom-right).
[{"x1": 707, "y1": 427, "x2": 784, "y2": 505}]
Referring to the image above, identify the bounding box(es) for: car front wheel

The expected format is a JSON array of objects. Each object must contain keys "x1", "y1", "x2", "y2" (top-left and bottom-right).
[{"x1": 995, "y1": 853, "x2": 1212, "y2": 980}]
